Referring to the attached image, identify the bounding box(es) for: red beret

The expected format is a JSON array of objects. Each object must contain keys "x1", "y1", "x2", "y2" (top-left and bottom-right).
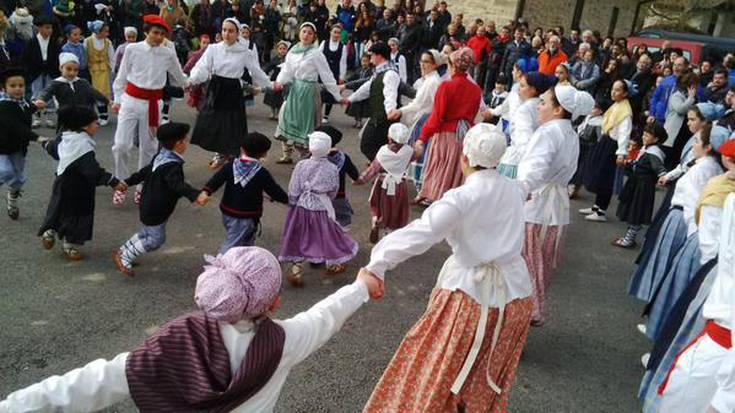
[
  {"x1": 720, "y1": 139, "x2": 735, "y2": 159},
  {"x1": 143, "y1": 15, "x2": 171, "y2": 33}
]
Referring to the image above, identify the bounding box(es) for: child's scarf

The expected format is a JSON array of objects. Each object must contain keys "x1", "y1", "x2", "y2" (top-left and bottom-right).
[
  {"x1": 376, "y1": 144, "x2": 413, "y2": 196},
  {"x1": 57, "y1": 131, "x2": 96, "y2": 175},
  {"x1": 153, "y1": 148, "x2": 184, "y2": 172},
  {"x1": 233, "y1": 157, "x2": 262, "y2": 187},
  {"x1": 0, "y1": 95, "x2": 29, "y2": 110},
  {"x1": 602, "y1": 99, "x2": 632, "y2": 134}
]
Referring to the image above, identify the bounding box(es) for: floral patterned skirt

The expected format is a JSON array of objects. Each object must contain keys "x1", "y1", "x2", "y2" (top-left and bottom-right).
[
  {"x1": 364, "y1": 289, "x2": 533, "y2": 413},
  {"x1": 522, "y1": 223, "x2": 566, "y2": 323}
]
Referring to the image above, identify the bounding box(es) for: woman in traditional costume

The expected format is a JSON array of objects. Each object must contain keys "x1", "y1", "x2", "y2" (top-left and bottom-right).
[
  {"x1": 85, "y1": 20, "x2": 114, "y2": 126},
  {"x1": 189, "y1": 17, "x2": 274, "y2": 170},
  {"x1": 413, "y1": 47, "x2": 481, "y2": 204},
  {"x1": 275, "y1": 22, "x2": 342, "y2": 164},
  {"x1": 516, "y1": 84, "x2": 595, "y2": 325},
  {"x1": 362, "y1": 123, "x2": 533, "y2": 412}
]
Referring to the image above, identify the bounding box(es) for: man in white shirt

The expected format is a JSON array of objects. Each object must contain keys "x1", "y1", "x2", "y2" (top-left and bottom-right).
[
  {"x1": 343, "y1": 42, "x2": 400, "y2": 161},
  {"x1": 22, "y1": 15, "x2": 59, "y2": 128},
  {"x1": 110, "y1": 15, "x2": 188, "y2": 206}
]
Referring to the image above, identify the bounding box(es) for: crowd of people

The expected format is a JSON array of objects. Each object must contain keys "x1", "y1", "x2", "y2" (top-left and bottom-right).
[{"x1": 1, "y1": 0, "x2": 735, "y2": 412}]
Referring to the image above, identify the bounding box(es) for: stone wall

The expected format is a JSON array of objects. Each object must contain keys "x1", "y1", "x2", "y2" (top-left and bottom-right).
[{"x1": 521, "y1": 0, "x2": 641, "y2": 38}]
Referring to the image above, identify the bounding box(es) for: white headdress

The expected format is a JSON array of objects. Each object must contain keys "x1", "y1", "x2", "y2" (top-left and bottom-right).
[
  {"x1": 388, "y1": 123, "x2": 410, "y2": 144},
  {"x1": 462, "y1": 123, "x2": 506, "y2": 168},
  {"x1": 58, "y1": 52, "x2": 80, "y2": 68},
  {"x1": 554, "y1": 85, "x2": 594, "y2": 120},
  {"x1": 308, "y1": 131, "x2": 332, "y2": 158}
]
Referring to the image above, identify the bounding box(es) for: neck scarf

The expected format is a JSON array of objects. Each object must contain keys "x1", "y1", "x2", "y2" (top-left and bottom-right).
[
  {"x1": 57, "y1": 131, "x2": 96, "y2": 175},
  {"x1": 375, "y1": 144, "x2": 413, "y2": 196},
  {"x1": 233, "y1": 157, "x2": 262, "y2": 187},
  {"x1": 602, "y1": 99, "x2": 632, "y2": 134},
  {"x1": 0, "y1": 95, "x2": 29, "y2": 110},
  {"x1": 696, "y1": 174, "x2": 735, "y2": 223},
  {"x1": 153, "y1": 148, "x2": 184, "y2": 171},
  {"x1": 289, "y1": 42, "x2": 316, "y2": 55}
]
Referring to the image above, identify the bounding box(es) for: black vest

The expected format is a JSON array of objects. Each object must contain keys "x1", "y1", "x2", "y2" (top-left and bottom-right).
[{"x1": 322, "y1": 41, "x2": 343, "y2": 80}]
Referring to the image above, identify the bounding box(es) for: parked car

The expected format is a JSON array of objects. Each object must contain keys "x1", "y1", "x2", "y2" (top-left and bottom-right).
[
  {"x1": 628, "y1": 37, "x2": 705, "y2": 64},
  {"x1": 633, "y1": 29, "x2": 735, "y2": 63}
]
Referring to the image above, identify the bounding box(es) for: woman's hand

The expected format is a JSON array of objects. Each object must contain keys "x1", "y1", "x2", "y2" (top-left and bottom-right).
[
  {"x1": 688, "y1": 84, "x2": 697, "y2": 99},
  {"x1": 357, "y1": 268, "x2": 385, "y2": 300},
  {"x1": 657, "y1": 175, "x2": 669, "y2": 187}
]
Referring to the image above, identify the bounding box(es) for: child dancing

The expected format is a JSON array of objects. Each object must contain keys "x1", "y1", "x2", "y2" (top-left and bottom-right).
[
  {"x1": 200, "y1": 132, "x2": 289, "y2": 254},
  {"x1": 0, "y1": 246, "x2": 383, "y2": 412},
  {"x1": 279, "y1": 131, "x2": 359, "y2": 286},
  {"x1": 38, "y1": 105, "x2": 126, "y2": 261},
  {"x1": 355, "y1": 123, "x2": 413, "y2": 243},
  {"x1": 114, "y1": 122, "x2": 204, "y2": 277},
  {"x1": 613, "y1": 122, "x2": 668, "y2": 248}
]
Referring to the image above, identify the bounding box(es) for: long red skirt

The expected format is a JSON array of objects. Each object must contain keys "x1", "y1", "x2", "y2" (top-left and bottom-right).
[
  {"x1": 522, "y1": 223, "x2": 566, "y2": 323},
  {"x1": 369, "y1": 178, "x2": 410, "y2": 230},
  {"x1": 364, "y1": 289, "x2": 533, "y2": 413},
  {"x1": 419, "y1": 131, "x2": 464, "y2": 202}
]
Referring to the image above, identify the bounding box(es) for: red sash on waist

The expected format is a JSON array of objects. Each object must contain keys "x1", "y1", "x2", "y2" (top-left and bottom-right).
[
  {"x1": 125, "y1": 83, "x2": 164, "y2": 127},
  {"x1": 658, "y1": 321, "x2": 731, "y2": 395}
]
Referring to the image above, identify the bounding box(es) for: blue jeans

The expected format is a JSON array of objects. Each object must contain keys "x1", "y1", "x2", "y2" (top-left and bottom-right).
[
  {"x1": 220, "y1": 215, "x2": 257, "y2": 254},
  {"x1": 0, "y1": 152, "x2": 27, "y2": 191},
  {"x1": 139, "y1": 223, "x2": 167, "y2": 252}
]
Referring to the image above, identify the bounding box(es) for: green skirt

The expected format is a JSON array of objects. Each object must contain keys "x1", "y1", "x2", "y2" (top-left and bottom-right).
[{"x1": 277, "y1": 79, "x2": 321, "y2": 148}]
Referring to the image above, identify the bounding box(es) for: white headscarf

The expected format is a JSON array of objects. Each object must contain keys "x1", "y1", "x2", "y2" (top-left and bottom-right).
[
  {"x1": 309, "y1": 131, "x2": 331, "y2": 158},
  {"x1": 554, "y1": 85, "x2": 594, "y2": 120},
  {"x1": 462, "y1": 123, "x2": 506, "y2": 168},
  {"x1": 58, "y1": 52, "x2": 79, "y2": 68},
  {"x1": 388, "y1": 123, "x2": 410, "y2": 144},
  {"x1": 124, "y1": 26, "x2": 138, "y2": 36}
]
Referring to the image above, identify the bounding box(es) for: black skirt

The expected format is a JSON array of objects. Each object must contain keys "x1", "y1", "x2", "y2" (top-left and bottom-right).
[
  {"x1": 191, "y1": 75, "x2": 247, "y2": 156},
  {"x1": 346, "y1": 100, "x2": 370, "y2": 118},
  {"x1": 584, "y1": 134, "x2": 618, "y2": 194},
  {"x1": 360, "y1": 117, "x2": 391, "y2": 161},
  {"x1": 616, "y1": 173, "x2": 657, "y2": 225},
  {"x1": 38, "y1": 175, "x2": 95, "y2": 244}
]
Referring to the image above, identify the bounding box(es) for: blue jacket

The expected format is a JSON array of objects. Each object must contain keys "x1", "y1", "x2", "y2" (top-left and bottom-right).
[{"x1": 650, "y1": 74, "x2": 677, "y2": 124}]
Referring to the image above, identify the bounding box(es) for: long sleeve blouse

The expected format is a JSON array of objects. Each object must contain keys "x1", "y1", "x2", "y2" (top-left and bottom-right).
[
  {"x1": 399, "y1": 70, "x2": 441, "y2": 128},
  {"x1": 0, "y1": 282, "x2": 369, "y2": 413},
  {"x1": 500, "y1": 96, "x2": 539, "y2": 166},
  {"x1": 319, "y1": 40, "x2": 347, "y2": 81},
  {"x1": 347, "y1": 63, "x2": 400, "y2": 114},
  {"x1": 276, "y1": 45, "x2": 341, "y2": 101},
  {"x1": 663, "y1": 89, "x2": 696, "y2": 147},
  {"x1": 112, "y1": 41, "x2": 187, "y2": 103},
  {"x1": 517, "y1": 118, "x2": 580, "y2": 226},
  {"x1": 288, "y1": 157, "x2": 339, "y2": 211},
  {"x1": 419, "y1": 73, "x2": 482, "y2": 143},
  {"x1": 189, "y1": 41, "x2": 271, "y2": 88},
  {"x1": 670, "y1": 156, "x2": 723, "y2": 235},
  {"x1": 366, "y1": 169, "x2": 531, "y2": 307}
]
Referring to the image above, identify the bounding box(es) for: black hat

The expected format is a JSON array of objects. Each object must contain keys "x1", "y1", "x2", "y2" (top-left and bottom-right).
[
  {"x1": 58, "y1": 105, "x2": 98, "y2": 131},
  {"x1": 33, "y1": 15, "x2": 54, "y2": 26},
  {"x1": 0, "y1": 67, "x2": 25, "y2": 85},
  {"x1": 157, "y1": 122, "x2": 190, "y2": 143},
  {"x1": 315, "y1": 125, "x2": 343, "y2": 147},
  {"x1": 369, "y1": 42, "x2": 391, "y2": 60}
]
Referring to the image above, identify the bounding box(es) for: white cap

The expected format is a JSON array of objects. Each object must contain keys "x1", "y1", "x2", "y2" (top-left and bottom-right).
[
  {"x1": 554, "y1": 85, "x2": 594, "y2": 120},
  {"x1": 124, "y1": 26, "x2": 138, "y2": 36},
  {"x1": 58, "y1": 52, "x2": 79, "y2": 68},
  {"x1": 388, "y1": 123, "x2": 410, "y2": 144},
  {"x1": 308, "y1": 131, "x2": 332, "y2": 158},
  {"x1": 462, "y1": 123, "x2": 506, "y2": 169}
]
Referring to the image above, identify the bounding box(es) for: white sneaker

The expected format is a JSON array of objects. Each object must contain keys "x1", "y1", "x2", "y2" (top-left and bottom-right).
[
  {"x1": 31, "y1": 118, "x2": 41, "y2": 128},
  {"x1": 322, "y1": 117, "x2": 329, "y2": 124},
  {"x1": 637, "y1": 324, "x2": 647, "y2": 335},
  {"x1": 45, "y1": 118, "x2": 56, "y2": 128},
  {"x1": 584, "y1": 211, "x2": 608, "y2": 222},
  {"x1": 161, "y1": 116, "x2": 170, "y2": 125},
  {"x1": 579, "y1": 206, "x2": 599, "y2": 215},
  {"x1": 641, "y1": 353, "x2": 650, "y2": 368},
  {"x1": 98, "y1": 118, "x2": 109, "y2": 126}
]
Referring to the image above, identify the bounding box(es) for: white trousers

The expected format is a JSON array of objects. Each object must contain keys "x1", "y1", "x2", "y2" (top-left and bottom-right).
[
  {"x1": 111, "y1": 93, "x2": 161, "y2": 182},
  {"x1": 659, "y1": 333, "x2": 727, "y2": 413}
]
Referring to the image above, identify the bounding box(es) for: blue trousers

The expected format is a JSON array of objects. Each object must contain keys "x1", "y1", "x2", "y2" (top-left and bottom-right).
[
  {"x1": 0, "y1": 152, "x2": 27, "y2": 191},
  {"x1": 220, "y1": 215, "x2": 257, "y2": 254}
]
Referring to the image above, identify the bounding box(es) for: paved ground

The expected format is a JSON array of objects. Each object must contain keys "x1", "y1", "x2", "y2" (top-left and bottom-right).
[{"x1": 0, "y1": 100, "x2": 651, "y2": 412}]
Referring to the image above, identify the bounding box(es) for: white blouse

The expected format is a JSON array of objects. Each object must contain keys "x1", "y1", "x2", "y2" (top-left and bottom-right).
[
  {"x1": 189, "y1": 41, "x2": 271, "y2": 88},
  {"x1": 276, "y1": 45, "x2": 341, "y2": 101},
  {"x1": 606, "y1": 115, "x2": 633, "y2": 156},
  {"x1": 490, "y1": 84, "x2": 521, "y2": 122},
  {"x1": 517, "y1": 118, "x2": 580, "y2": 226},
  {"x1": 0, "y1": 282, "x2": 370, "y2": 413},
  {"x1": 366, "y1": 169, "x2": 532, "y2": 307},
  {"x1": 500, "y1": 97, "x2": 540, "y2": 167},
  {"x1": 704, "y1": 194, "x2": 735, "y2": 413},
  {"x1": 112, "y1": 41, "x2": 187, "y2": 103},
  {"x1": 319, "y1": 40, "x2": 347, "y2": 81},
  {"x1": 400, "y1": 70, "x2": 442, "y2": 129},
  {"x1": 670, "y1": 156, "x2": 723, "y2": 235}
]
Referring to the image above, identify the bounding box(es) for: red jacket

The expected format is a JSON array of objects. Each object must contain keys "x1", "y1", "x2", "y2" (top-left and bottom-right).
[
  {"x1": 538, "y1": 49, "x2": 568, "y2": 76},
  {"x1": 467, "y1": 35, "x2": 492, "y2": 65},
  {"x1": 420, "y1": 74, "x2": 482, "y2": 142}
]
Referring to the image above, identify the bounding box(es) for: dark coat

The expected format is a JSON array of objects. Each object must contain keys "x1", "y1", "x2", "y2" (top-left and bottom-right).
[
  {"x1": 0, "y1": 100, "x2": 38, "y2": 155},
  {"x1": 22, "y1": 35, "x2": 61, "y2": 82},
  {"x1": 500, "y1": 40, "x2": 532, "y2": 76}
]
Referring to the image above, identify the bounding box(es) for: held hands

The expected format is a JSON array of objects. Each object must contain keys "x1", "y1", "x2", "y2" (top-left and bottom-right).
[
  {"x1": 33, "y1": 100, "x2": 47, "y2": 110},
  {"x1": 341, "y1": 97, "x2": 351, "y2": 107},
  {"x1": 387, "y1": 109, "x2": 402, "y2": 121},
  {"x1": 114, "y1": 182, "x2": 128, "y2": 192},
  {"x1": 35, "y1": 136, "x2": 52, "y2": 145},
  {"x1": 196, "y1": 191, "x2": 209, "y2": 206},
  {"x1": 357, "y1": 267, "x2": 385, "y2": 300},
  {"x1": 615, "y1": 155, "x2": 626, "y2": 167},
  {"x1": 657, "y1": 175, "x2": 669, "y2": 187},
  {"x1": 338, "y1": 83, "x2": 347, "y2": 91},
  {"x1": 273, "y1": 82, "x2": 284, "y2": 93},
  {"x1": 111, "y1": 103, "x2": 121, "y2": 114}
]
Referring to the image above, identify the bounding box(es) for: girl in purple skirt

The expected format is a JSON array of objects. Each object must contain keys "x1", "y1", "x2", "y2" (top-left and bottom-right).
[{"x1": 279, "y1": 131, "x2": 359, "y2": 287}]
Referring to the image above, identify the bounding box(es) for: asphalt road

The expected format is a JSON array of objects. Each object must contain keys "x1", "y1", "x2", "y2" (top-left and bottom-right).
[{"x1": 0, "y1": 99, "x2": 651, "y2": 412}]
